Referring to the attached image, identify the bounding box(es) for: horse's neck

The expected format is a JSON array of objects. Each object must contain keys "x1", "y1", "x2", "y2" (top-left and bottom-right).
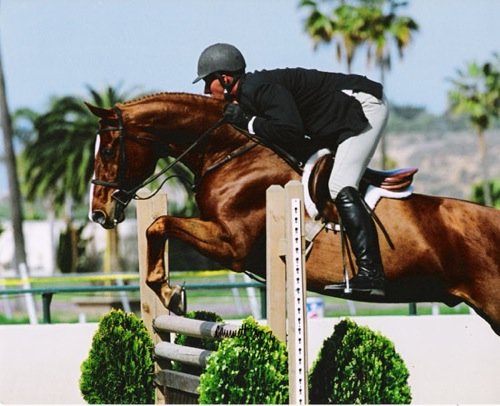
[
  {"x1": 127, "y1": 95, "x2": 220, "y2": 131},
  {"x1": 123, "y1": 94, "x2": 246, "y2": 173}
]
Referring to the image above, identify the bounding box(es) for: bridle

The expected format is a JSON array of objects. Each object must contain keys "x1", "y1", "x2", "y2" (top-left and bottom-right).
[{"x1": 91, "y1": 106, "x2": 227, "y2": 208}]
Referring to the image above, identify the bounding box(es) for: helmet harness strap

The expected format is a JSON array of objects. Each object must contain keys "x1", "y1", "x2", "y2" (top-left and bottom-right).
[{"x1": 215, "y1": 72, "x2": 240, "y2": 102}]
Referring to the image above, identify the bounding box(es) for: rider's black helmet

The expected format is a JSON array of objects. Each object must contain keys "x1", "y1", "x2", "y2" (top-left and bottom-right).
[{"x1": 193, "y1": 43, "x2": 246, "y2": 84}]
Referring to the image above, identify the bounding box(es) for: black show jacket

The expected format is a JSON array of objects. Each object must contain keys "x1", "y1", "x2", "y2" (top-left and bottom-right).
[{"x1": 236, "y1": 68, "x2": 383, "y2": 162}]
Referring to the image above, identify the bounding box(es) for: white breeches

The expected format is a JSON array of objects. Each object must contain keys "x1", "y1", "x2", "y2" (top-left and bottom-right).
[{"x1": 328, "y1": 91, "x2": 389, "y2": 200}]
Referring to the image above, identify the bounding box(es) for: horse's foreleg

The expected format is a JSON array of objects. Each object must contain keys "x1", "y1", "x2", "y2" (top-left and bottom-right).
[
  {"x1": 144, "y1": 222, "x2": 185, "y2": 314},
  {"x1": 145, "y1": 215, "x2": 247, "y2": 313}
]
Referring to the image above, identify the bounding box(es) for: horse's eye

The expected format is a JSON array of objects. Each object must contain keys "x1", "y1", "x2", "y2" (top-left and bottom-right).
[{"x1": 101, "y1": 147, "x2": 114, "y2": 159}]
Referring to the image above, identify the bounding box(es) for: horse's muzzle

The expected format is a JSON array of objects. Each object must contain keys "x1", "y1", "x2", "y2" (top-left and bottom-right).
[{"x1": 91, "y1": 210, "x2": 122, "y2": 229}]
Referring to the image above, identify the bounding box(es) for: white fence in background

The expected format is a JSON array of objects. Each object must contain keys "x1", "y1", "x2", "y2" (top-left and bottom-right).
[{"x1": 0, "y1": 315, "x2": 498, "y2": 404}]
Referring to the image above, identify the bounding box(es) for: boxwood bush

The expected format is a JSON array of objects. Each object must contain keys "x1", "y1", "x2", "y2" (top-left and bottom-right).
[
  {"x1": 309, "y1": 318, "x2": 412, "y2": 404},
  {"x1": 80, "y1": 309, "x2": 155, "y2": 404},
  {"x1": 198, "y1": 317, "x2": 288, "y2": 404}
]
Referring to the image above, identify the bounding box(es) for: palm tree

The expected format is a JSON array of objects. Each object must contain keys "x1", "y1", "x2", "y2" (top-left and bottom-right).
[
  {"x1": 448, "y1": 54, "x2": 500, "y2": 206},
  {"x1": 0, "y1": 32, "x2": 28, "y2": 272},
  {"x1": 14, "y1": 84, "x2": 198, "y2": 273},
  {"x1": 361, "y1": 0, "x2": 418, "y2": 168},
  {"x1": 359, "y1": 0, "x2": 418, "y2": 79},
  {"x1": 301, "y1": 0, "x2": 367, "y2": 73},
  {"x1": 13, "y1": 84, "x2": 139, "y2": 273},
  {"x1": 301, "y1": 0, "x2": 418, "y2": 168}
]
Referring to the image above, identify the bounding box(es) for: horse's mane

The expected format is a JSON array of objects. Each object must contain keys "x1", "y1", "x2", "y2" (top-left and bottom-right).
[{"x1": 118, "y1": 91, "x2": 219, "y2": 107}]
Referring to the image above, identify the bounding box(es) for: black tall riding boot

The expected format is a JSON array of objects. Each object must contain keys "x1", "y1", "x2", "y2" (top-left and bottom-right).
[{"x1": 329, "y1": 186, "x2": 385, "y2": 295}]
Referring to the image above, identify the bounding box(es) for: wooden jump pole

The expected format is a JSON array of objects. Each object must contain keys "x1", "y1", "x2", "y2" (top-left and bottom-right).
[
  {"x1": 154, "y1": 314, "x2": 240, "y2": 339},
  {"x1": 136, "y1": 189, "x2": 169, "y2": 404},
  {"x1": 152, "y1": 315, "x2": 242, "y2": 403},
  {"x1": 266, "y1": 184, "x2": 287, "y2": 342},
  {"x1": 153, "y1": 314, "x2": 241, "y2": 368},
  {"x1": 266, "y1": 180, "x2": 309, "y2": 405}
]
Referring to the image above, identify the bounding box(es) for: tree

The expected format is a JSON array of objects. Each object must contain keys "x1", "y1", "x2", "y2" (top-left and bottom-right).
[
  {"x1": 0, "y1": 27, "x2": 28, "y2": 272},
  {"x1": 16, "y1": 84, "x2": 139, "y2": 210},
  {"x1": 80, "y1": 309, "x2": 155, "y2": 404},
  {"x1": 13, "y1": 84, "x2": 139, "y2": 273},
  {"x1": 361, "y1": 0, "x2": 418, "y2": 168},
  {"x1": 301, "y1": 0, "x2": 418, "y2": 76},
  {"x1": 14, "y1": 84, "x2": 199, "y2": 272},
  {"x1": 471, "y1": 179, "x2": 500, "y2": 209},
  {"x1": 448, "y1": 53, "x2": 500, "y2": 206},
  {"x1": 301, "y1": 0, "x2": 418, "y2": 168},
  {"x1": 361, "y1": 0, "x2": 418, "y2": 83},
  {"x1": 301, "y1": 0, "x2": 366, "y2": 73}
]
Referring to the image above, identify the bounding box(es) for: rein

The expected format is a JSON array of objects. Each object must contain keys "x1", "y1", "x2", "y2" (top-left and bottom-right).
[
  {"x1": 126, "y1": 117, "x2": 226, "y2": 201},
  {"x1": 92, "y1": 106, "x2": 227, "y2": 206}
]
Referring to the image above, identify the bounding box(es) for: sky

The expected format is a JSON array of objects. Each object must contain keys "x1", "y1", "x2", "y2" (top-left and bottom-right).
[
  {"x1": 1, "y1": 0, "x2": 499, "y2": 114},
  {"x1": 0, "y1": 0, "x2": 499, "y2": 192}
]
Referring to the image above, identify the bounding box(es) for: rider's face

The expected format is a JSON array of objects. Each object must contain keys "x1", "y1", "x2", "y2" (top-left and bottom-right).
[
  {"x1": 204, "y1": 76, "x2": 225, "y2": 100},
  {"x1": 204, "y1": 74, "x2": 236, "y2": 101}
]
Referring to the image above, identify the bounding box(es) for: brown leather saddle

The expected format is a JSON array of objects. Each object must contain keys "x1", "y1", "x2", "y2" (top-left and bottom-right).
[{"x1": 308, "y1": 152, "x2": 418, "y2": 222}]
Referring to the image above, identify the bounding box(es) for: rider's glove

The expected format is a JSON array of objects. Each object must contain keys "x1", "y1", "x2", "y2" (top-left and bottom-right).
[{"x1": 223, "y1": 103, "x2": 250, "y2": 131}]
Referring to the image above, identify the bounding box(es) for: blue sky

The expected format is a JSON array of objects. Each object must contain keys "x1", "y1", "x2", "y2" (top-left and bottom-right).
[
  {"x1": 1, "y1": 0, "x2": 499, "y2": 114},
  {"x1": 0, "y1": 0, "x2": 499, "y2": 193}
]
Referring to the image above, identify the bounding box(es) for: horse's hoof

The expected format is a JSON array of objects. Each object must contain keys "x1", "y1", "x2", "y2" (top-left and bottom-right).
[{"x1": 166, "y1": 285, "x2": 186, "y2": 315}]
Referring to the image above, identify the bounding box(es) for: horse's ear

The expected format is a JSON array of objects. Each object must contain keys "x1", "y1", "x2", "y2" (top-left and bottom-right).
[{"x1": 85, "y1": 102, "x2": 114, "y2": 119}]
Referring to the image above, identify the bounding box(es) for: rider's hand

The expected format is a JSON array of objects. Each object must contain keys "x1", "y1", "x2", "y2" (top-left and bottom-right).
[{"x1": 223, "y1": 103, "x2": 250, "y2": 130}]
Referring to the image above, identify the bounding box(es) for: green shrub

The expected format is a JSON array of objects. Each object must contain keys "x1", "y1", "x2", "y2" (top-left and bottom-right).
[
  {"x1": 198, "y1": 317, "x2": 288, "y2": 404},
  {"x1": 172, "y1": 310, "x2": 223, "y2": 375},
  {"x1": 80, "y1": 309, "x2": 155, "y2": 404},
  {"x1": 470, "y1": 178, "x2": 500, "y2": 208},
  {"x1": 309, "y1": 319, "x2": 412, "y2": 404}
]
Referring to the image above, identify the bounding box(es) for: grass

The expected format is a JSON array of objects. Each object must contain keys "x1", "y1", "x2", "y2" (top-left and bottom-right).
[
  {"x1": 0, "y1": 270, "x2": 472, "y2": 324},
  {"x1": 0, "y1": 314, "x2": 31, "y2": 324}
]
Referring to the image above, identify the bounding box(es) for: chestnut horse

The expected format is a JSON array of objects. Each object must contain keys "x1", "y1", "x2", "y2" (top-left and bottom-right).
[{"x1": 88, "y1": 92, "x2": 500, "y2": 335}]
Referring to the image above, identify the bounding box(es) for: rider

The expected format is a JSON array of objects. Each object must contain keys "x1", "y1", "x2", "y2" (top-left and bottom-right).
[{"x1": 193, "y1": 43, "x2": 388, "y2": 296}]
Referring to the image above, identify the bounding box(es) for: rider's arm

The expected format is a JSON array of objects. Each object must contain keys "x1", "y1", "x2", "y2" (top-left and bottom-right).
[{"x1": 244, "y1": 83, "x2": 305, "y2": 146}]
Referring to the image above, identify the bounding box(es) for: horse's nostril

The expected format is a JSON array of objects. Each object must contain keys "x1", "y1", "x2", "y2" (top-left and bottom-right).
[{"x1": 91, "y1": 211, "x2": 106, "y2": 225}]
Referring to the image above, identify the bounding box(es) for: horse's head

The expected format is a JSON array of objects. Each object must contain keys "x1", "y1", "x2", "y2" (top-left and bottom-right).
[
  {"x1": 87, "y1": 103, "x2": 159, "y2": 229},
  {"x1": 88, "y1": 92, "x2": 245, "y2": 229}
]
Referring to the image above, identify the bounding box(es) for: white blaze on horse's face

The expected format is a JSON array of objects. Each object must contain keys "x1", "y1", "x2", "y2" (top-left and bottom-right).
[{"x1": 88, "y1": 135, "x2": 101, "y2": 221}]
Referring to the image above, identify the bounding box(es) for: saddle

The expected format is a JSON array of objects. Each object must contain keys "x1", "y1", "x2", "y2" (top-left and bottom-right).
[
  {"x1": 242, "y1": 131, "x2": 417, "y2": 223},
  {"x1": 303, "y1": 149, "x2": 418, "y2": 223}
]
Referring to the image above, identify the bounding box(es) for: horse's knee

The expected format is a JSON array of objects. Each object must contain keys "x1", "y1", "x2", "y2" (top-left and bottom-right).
[
  {"x1": 145, "y1": 279, "x2": 185, "y2": 315},
  {"x1": 146, "y1": 217, "x2": 169, "y2": 240}
]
